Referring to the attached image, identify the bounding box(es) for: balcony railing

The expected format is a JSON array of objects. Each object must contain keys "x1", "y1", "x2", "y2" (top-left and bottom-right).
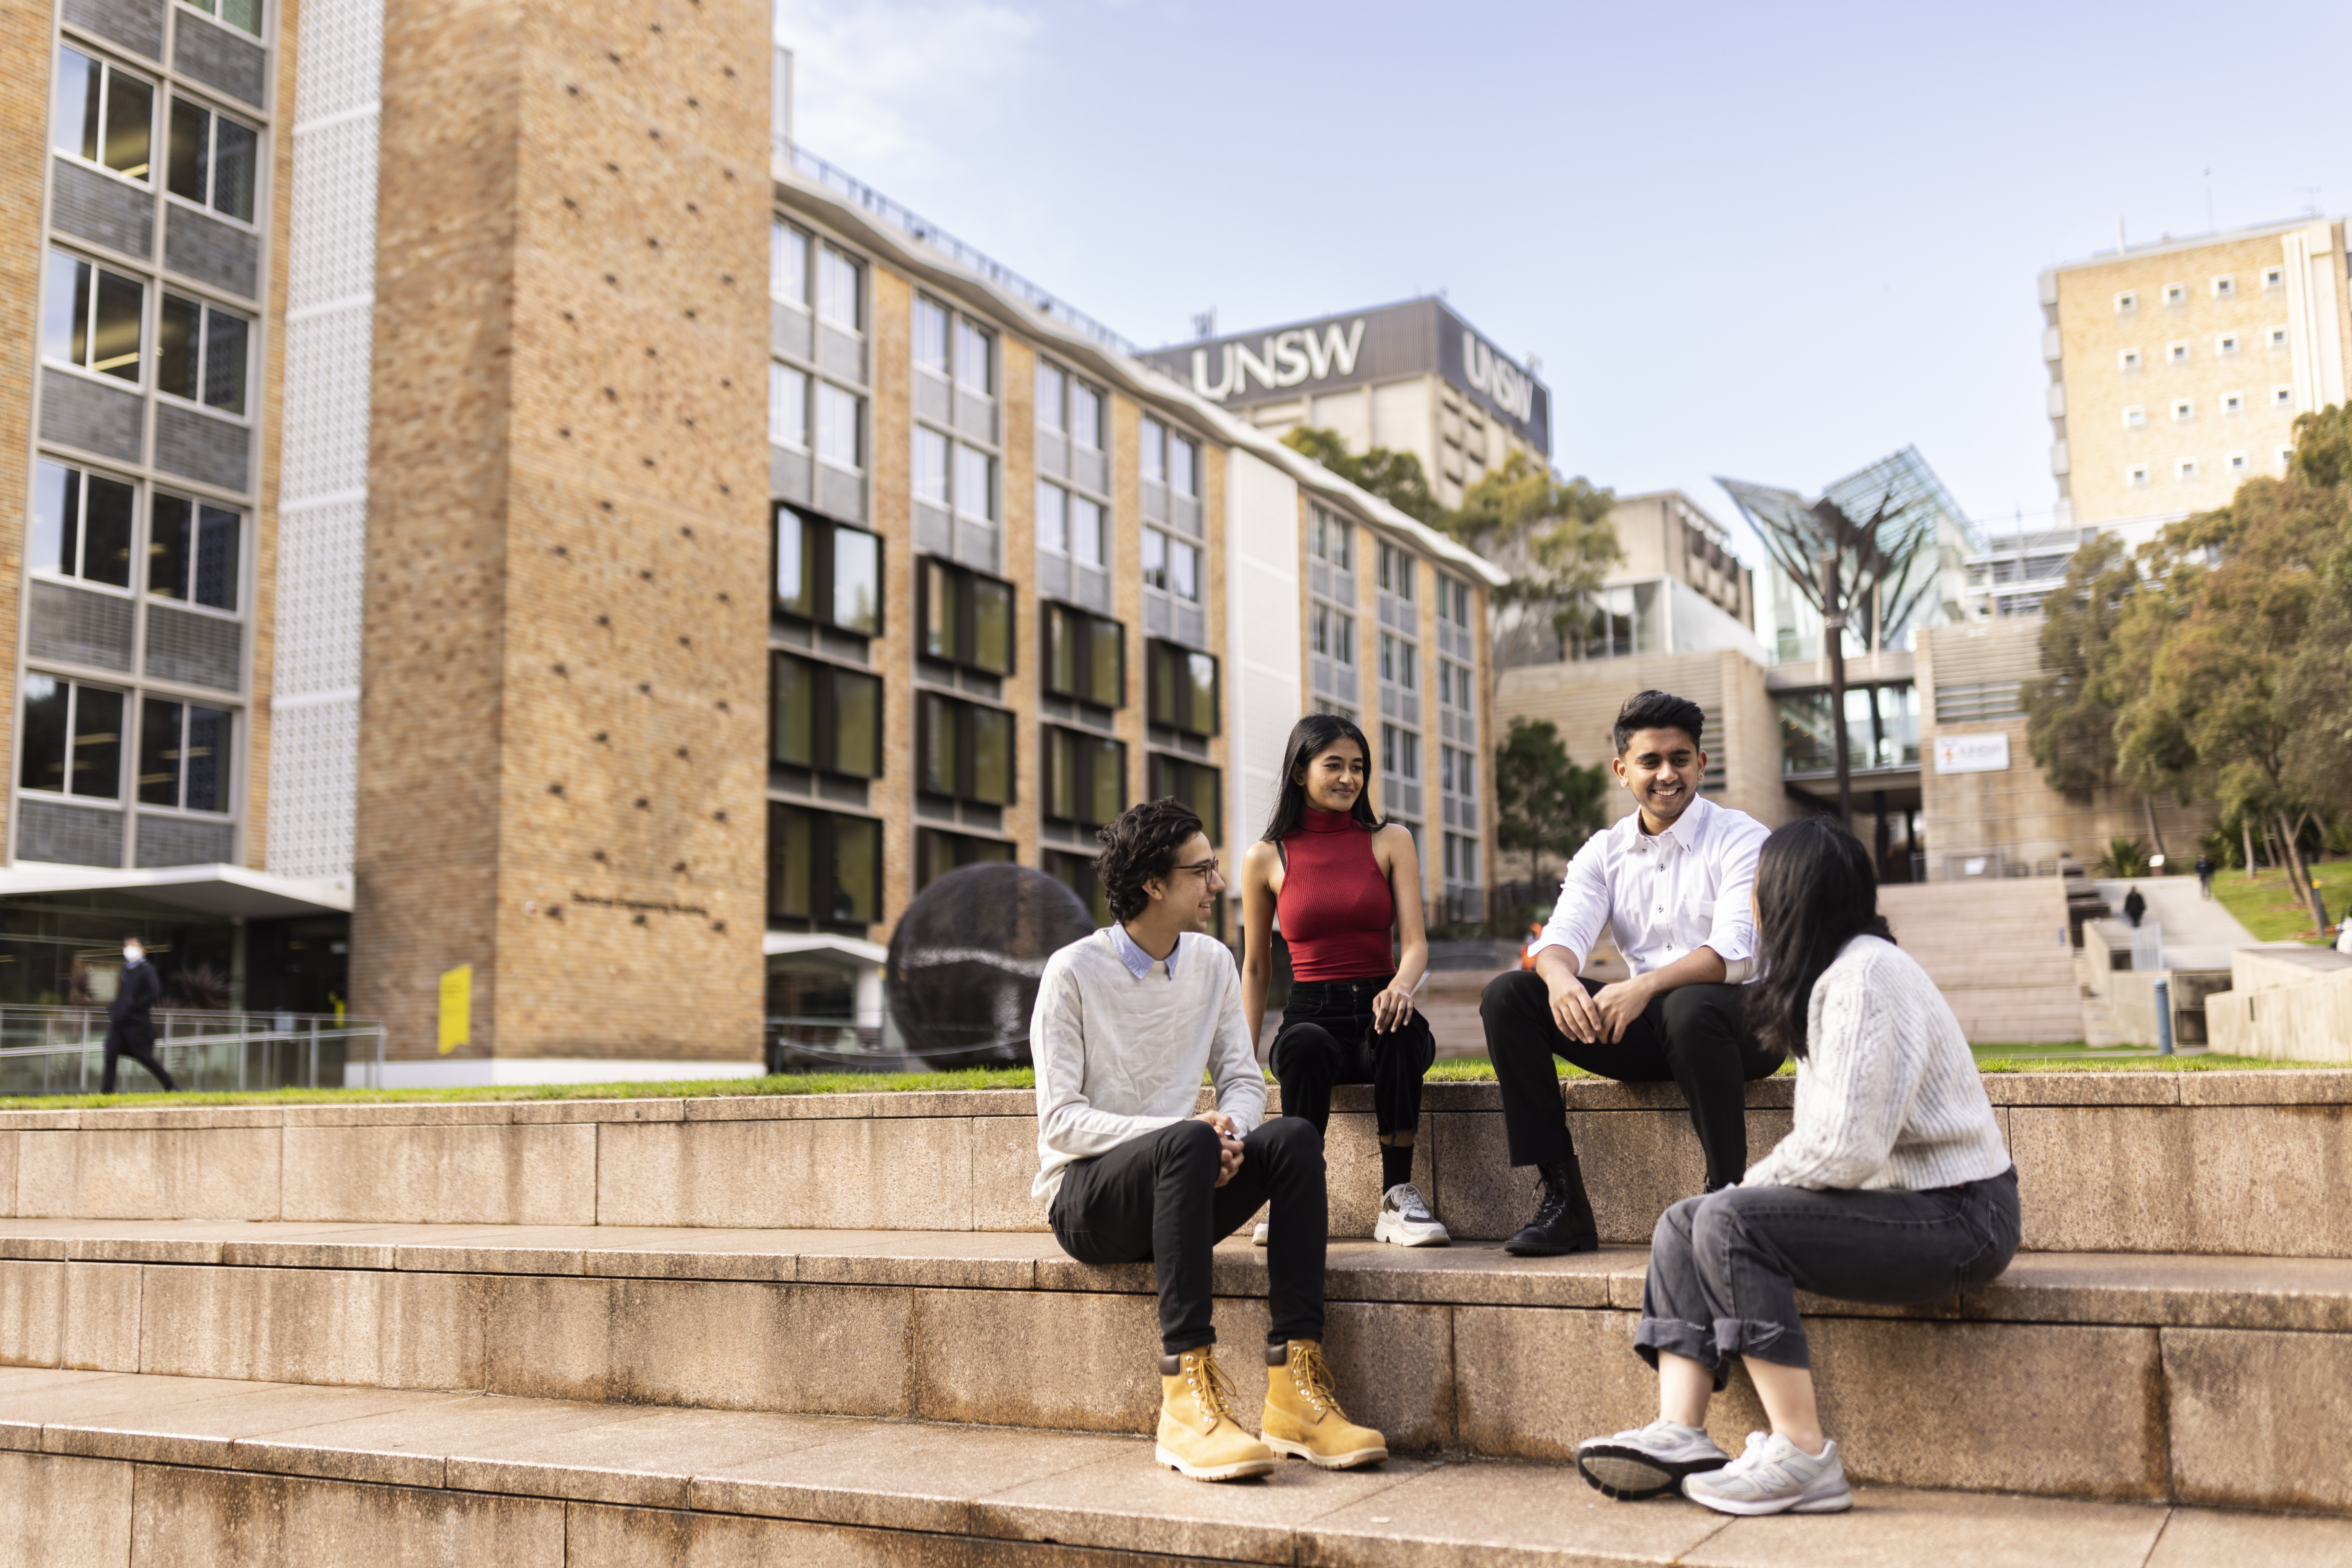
[
  {"x1": 775, "y1": 138, "x2": 1143, "y2": 361},
  {"x1": 0, "y1": 1007, "x2": 387, "y2": 1097}
]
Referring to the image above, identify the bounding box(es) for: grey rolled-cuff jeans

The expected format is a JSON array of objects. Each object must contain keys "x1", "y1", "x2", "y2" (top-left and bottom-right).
[{"x1": 1634, "y1": 1168, "x2": 2021, "y2": 1388}]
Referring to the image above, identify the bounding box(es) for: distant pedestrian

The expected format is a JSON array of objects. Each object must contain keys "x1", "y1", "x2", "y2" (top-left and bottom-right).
[
  {"x1": 2122, "y1": 887, "x2": 2147, "y2": 928},
  {"x1": 2195, "y1": 856, "x2": 2214, "y2": 901},
  {"x1": 2337, "y1": 919, "x2": 2352, "y2": 958},
  {"x1": 102, "y1": 935, "x2": 176, "y2": 1094}
]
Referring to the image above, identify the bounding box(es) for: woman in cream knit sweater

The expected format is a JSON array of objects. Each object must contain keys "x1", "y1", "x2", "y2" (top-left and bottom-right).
[{"x1": 1575, "y1": 817, "x2": 2020, "y2": 1516}]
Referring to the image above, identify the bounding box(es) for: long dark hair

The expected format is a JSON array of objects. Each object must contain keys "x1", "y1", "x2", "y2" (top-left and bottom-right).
[
  {"x1": 1259, "y1": 712, "x2": 1382, "y2": 843},
  {"x1": 1745, "y1": 817, "x2": 1895, "y2": 1061}
]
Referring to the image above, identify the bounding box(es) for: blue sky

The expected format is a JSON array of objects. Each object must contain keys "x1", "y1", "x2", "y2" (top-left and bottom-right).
[{"x1": 777, "y1": 0, "x2": 2352, "y2": 563}]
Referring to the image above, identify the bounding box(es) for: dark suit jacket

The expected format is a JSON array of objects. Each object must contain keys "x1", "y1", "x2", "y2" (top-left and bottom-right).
[{"x1": 108, "y1": 961, "x2": 162, "y2": 1025}]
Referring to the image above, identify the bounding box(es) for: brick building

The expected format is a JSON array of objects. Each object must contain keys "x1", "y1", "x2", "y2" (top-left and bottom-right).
[{"x1": 0, "y1": 0, "x2": 1503, "y2": 1082}]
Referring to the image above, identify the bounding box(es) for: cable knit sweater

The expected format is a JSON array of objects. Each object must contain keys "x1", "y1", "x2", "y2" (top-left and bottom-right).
[{"x1": 1742, "y1": 935, "x2": 2011, "y2": 1192}]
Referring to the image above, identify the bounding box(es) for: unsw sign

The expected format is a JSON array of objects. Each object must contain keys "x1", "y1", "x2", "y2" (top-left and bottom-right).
[{"x1": 1143, "y1": 298, "x2": 1550, "y2": 455}]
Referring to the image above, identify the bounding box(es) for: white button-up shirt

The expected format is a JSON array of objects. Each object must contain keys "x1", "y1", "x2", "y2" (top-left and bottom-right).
[{"x1": 1530, "y1": 794, "x2": 1769, "y2": 983}]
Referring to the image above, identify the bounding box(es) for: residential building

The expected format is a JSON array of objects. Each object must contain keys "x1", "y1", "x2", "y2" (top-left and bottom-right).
[
  {"x1": 1143, "y1": 298, "x2": 1550, "y2": 510},
  {"x1": 0, "y1": 2, "x2": 1502, "y2": 1081}
]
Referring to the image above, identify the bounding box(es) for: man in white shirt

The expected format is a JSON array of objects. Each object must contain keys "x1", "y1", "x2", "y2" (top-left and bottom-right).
[
  {"x1": 1480, "y1": 691, "x2": 1783, "y2": 1255},
  {"x1": 1033, "y1": 797, "x2": 1386, "y2": 1482}
]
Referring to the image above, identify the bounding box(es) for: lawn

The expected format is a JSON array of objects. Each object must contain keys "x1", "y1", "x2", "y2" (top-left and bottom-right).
[{"x1": 2210, "y1": 860, "x2": 2352, "y2": 944}]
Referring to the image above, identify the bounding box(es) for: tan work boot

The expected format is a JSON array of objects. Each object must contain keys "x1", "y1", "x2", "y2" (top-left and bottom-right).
[
  {"x1": 1261, "y1": 1339, "x2": 1389, "y2": 1469},
  {"x1": 1155, "y1": 1348, "x2": 1276, "y2": 1481}
]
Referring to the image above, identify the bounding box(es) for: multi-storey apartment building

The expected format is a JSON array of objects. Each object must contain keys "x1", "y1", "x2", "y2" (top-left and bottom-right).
[
  {"x1": 1145, "y1": 299, "x2": 1551, "y2": 510},
  {"x1": 0, "y1": 0, "x2": 1502, "y2": 1080}
]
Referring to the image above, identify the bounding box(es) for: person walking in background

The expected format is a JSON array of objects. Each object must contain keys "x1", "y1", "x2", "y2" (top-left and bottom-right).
[
  {"x1": 1240, "y1": 713, "x2": 1448, "y2": 1249},
  {"x1": 2195, "y1": 855, "x2": 2215, "y2": 900},
  {"x1": 2122, "y1": 887, "x2": 2147, "y2": 928},
  {"x1": 1033, "y1": 797, "x2": 1387, "y2": 1481},
  {"x1": 1573, "y1": 818, "x2": 2018, "y2": 1516},
  {"x1": 102, "y1": 935, "x2": 176, "y2": 1094},
  {"x1": 1479, "y1": 690, "x2": 1780, "y2": 1256}
]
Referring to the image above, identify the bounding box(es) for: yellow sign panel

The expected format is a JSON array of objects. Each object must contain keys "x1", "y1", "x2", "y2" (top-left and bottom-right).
[{"x1": 437, "y1": 965, "x2": 472, "y2": 1054}]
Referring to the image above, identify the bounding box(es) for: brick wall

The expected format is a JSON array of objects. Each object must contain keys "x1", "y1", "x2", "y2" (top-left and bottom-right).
[
  {"x1": 0, "y1": 4, "x2": 48, "y2": 842},
  {"x1": 354, "y1": 0, "x2": 770, "y2": 1061}
]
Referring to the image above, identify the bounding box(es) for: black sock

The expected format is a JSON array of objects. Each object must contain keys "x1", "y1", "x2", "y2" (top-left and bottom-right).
[{"x1": 1381, "y1": 1142, "x2": 1414, "y2": 1192}]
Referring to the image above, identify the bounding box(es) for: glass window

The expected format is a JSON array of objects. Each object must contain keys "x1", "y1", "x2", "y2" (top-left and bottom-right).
[
  {"x1": 921, "y1": 559, "x2": 958, "y2": 662},
  {"x1": 918, "y1": 692, "x2": 956, "y2": 794},
  {"x1": 20, "y1": 677, "x2": 125, "y2": 800},
  {"x1": 914, "y1": 827, "x2": 1013, "y2": 892},
  {"x1": 970, "y1": 576, "x2": 1012, "y2": 675},
  {"x1": 831, "y1": 526, "x2": 879, "y2": 635},
  {"x1": 830, "y1": 814, "x2": 880, "y2": 922},
  {"x1": 43, "y1": 251, "x2": 145, "y2": 382},
  {"x1": 954, "y1": 444, "x2": 994, "y2": 521},
  {"x1": 954, "y1": 318, "x2": 992, "y2": 395},
  {"x1": 816, "y1": 246, "x2": 860, "y2": 329},
  {"x1": 1141, "y1": 528, "x2": 1166, "y2": 592},
  {"x1": 1045, "y1": 605, "x2": 1124, "y2": 708},
  {"x1": 166, "y1": 97, "x2": 256, "y2": 221},
  {"x1": 918, "y1": 692, "x2": 1015, "y2": 806},
  {"x1": 156, "y1": 293, "x2": 249, "y2": 413},
  {"x1": 1035, "y1": 479, "x2": 1066, "y2": 554},
  {"x1": 833, "y1": 667, "x2": 880, "y2": 777},
  {"x1": 772, "y1": 653, "x2": 881, "y2": 778},
  {"x1": 1148, "y1": 641, "x2": 1218, "y2": 736},
  {"x1": 771, "y1": 652, "x2": 814, "y2": 767},
  {"x1": 1139, "y1": 416, "x2": 1165, "y2": 483},
  {"x1": 1070, "y1": 495, "x2": 1103, "y2": 567},
  {"x1": 768, "y1": 803, "x2": 883, "y2": 927},
  {"x1": 1311, "y1": 508, "x2": 1353, "y2": 570},
  {"x1": 815, "y1": 383, "x2": 861, "y2": 470},
  {"x1": 1089, "y1": 615, "x2": 1122, "y2": 706},
  {"x1": 138, "y1": 698, "x2": 229, "y2": 811},
  {"x1": 914, "y1": 427, "x2": 948, "y2": 505},
  {"x1": 183, "y1": 0, "x2": 264, "y2": 38},
  {"x1": 147, "y1": 492, "x2": 240, "y2": 610},
  {"x1": 30, "y1": 461, "x2": 135, "y2": 589},
  {"x1": 775, "y1": 509, "x2": 815, "y2": 618},
  {"x1": 970, "y1": 705, "x2": 1011, "y2": 804},
  {"x1": 770, "y1": 222, "x2": 808, "y2": 307},
  {"x1": 913, "y1": 297, "x2": 948, "y2": 376},
  {"x1": 1036, "y1": 362, "x2": 1065, "y2": 432},
  {"x1": 1046, "y1": 728, "x2": 1127, "y2": 826},
  {"x1": 1381, "y1": 724, "x2": 1419, "y2": 781},
  {"x1": 53, "y1": 47, "x2": 152, "y2": 182},
  {"x1": 768, "y1": 362, "x2": 808, "y2": 448},
  {"x1": 1379, "y1": 543, "x2": 1416, "y2": 600},
  {"x1": 1379, "y1": 633, "x2": 1417, "y2": 690},
  {"x1": 1168, "y1": 537, "x2": 1200, "y2": 602},
  {"x1": 1070, "y1": 383, "x2": 1102, "y2": 450},
  {"x1": 768, "y1": 803, "x2": 811, "y2": 919},
  {"x1": 1168, "y1": 434, "x2": 1196, "y2": 499},
  {"x1": 1147, "y1": 754, "x2": 1221, "y2": 842}
]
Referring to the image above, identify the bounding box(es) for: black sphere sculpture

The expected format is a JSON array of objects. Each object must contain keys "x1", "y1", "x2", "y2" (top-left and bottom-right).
[{"x1": 887, "y1": 863, "x2": 1095, "y2": 1069}]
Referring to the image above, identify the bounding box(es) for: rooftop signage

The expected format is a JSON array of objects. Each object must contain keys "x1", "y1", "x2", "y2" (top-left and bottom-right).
[{"x1": 1144, "y1": 298, "x2": 1550, "y2": 456}]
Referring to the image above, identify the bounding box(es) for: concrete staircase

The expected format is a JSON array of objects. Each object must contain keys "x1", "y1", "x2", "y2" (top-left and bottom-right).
[
  {"x1": 1880, "y1": 880, "x2": 2087, "y2": 1044},
  {"x1": 4, "y1": 1078, "x2": 2352, "y2": 1563}
]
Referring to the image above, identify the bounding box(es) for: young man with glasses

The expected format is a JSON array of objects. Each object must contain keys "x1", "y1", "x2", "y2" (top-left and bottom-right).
[{"x1": 1032, "y1": 796, "x2": 1386, "y2": 1481}]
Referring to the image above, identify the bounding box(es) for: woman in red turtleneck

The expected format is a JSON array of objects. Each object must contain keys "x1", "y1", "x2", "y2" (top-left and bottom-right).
[{"x1": 1239, "y1": 714, "x2": 1448, "y2": 1247}]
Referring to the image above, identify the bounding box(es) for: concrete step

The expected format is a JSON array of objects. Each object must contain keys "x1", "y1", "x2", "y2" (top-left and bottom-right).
[
  {"x1": 5, "y1": 1365, "x2": 2350, "y2": 1566},
  {"x1": 3, "y1": 1220, "x2": 2348, "y2": 1512},
  {"x1": 11, "y1": 1073, "x2": 2352, "y2": 1255}
]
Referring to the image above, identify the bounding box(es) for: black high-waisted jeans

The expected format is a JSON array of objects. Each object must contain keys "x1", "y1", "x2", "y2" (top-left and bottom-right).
[{"x1": 1269, "y1": 975, "x2": 1436, "y2": 1138}]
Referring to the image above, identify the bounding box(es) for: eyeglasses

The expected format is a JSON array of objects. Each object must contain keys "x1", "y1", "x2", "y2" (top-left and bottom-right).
[{"x1": 1174, "y1": 857, "x2": 1221, "y2": 880}]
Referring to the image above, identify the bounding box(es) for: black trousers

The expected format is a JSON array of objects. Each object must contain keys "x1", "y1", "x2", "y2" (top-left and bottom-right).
[
  {"x1": 1481, "y1": 969, "x2": 1780, "y2": 1192},
  {"x1": 101, "y1": 1019, "x2": 176, "y2": 1094},
  {"x1": 1269, "y1": 976, "x2": 1435, "y2": 1138},
  {"x1": 1050, "y1": 1116, "x2": 1326, "y2": 1357}
]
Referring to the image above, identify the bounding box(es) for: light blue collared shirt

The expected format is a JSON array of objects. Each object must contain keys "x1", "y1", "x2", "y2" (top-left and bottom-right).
[{"x1": 1109, "y1": 922, "x2": 1180, "y2": 980}]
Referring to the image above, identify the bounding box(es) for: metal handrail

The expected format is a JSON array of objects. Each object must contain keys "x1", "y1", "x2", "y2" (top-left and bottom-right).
[
  {"x1": 775, "y1": 137, "x2": 1144, "y2": 360},
  {"x1": 0, "y1": 1006, "x2": 388, "y2": 1094}
]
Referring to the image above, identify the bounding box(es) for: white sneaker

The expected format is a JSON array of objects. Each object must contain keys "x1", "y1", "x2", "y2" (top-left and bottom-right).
[
  {"x1": 1250, "y1": 1221, "x2": 1269, "y2": 1247},
  {"x1": 1681, "y1": 1430, "x2": 1852, "y2": 1515},
  {"x1": 1575, "y1": 1419, "x2": 1731, "y2": 1501},
  {"x1": 1372, "y1": 1182, "x2": 1450, "y2": 1247}
]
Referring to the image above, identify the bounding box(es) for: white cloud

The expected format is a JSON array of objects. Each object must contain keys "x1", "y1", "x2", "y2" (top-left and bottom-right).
[{"x1": 774, "y1": 0, "x2": 1039, "y2": 174}]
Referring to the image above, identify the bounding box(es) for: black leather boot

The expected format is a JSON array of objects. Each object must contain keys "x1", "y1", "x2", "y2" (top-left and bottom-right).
[{"x1": 1504, "y1": 1156, "x2": 1600, "y2": 1256}]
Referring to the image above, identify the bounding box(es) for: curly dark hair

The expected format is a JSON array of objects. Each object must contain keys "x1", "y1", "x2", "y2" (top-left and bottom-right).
[
  {"x1": 1612, "y1": 689, "x2": 1705, "y2": 756},
  {"x1": 1095, "y1": 797, "x2": 1207, "y2": 923}
]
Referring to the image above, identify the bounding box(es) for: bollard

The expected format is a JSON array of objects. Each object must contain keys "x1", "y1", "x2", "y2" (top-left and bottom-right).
[{"x1": 2154, "y1": 975, "x2": 2174, "y2": 1056}]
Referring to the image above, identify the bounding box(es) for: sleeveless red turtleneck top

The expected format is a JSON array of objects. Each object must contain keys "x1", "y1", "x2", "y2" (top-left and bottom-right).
[{"x1": 1276, "y1": 808, "x2": 1394, "y2": 982}]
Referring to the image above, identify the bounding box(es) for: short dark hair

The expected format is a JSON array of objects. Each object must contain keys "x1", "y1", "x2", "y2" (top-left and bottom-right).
[
  {"x1": 123, "y1": 934, "x2": 143, "y2": 946},
  {"x1": 1095, "y1": 797, "x2": 1206, "y2": 922},
  {"x1": 1613, "y1": 690, "x2": 1705, "y2": 756}
]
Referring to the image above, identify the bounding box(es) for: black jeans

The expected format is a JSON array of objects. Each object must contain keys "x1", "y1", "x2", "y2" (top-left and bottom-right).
[
  {"x1": 1050, "y1": 1116, "x2": 1327, "y2": 1357},
  {"x1": 1636, "y1": 1169, "x2": 2022, "y2": 1385},
  {"x1": 1481, "y1": 969, "x2": 1781, "y2": 1191},
  {"x1": 1269, "y1": 977, "x2": 1436, "y2": 1138},
  {"x1": 101, "y1": 1019, "x2": 176, "y2": 1094}
]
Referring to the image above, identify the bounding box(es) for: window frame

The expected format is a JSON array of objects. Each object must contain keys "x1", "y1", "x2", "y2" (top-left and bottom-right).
[
  {"x1": 2165, "y1": 340, "x2": 2190, "y2": 365},
  {"x1": 918, "y1": 556, "x2": 1015, "y2": 676},
  {"x1": 17, "y1": 674, "x2": 129, "y2": 803},
  {"x1": 1146, "y1": 638, "x2": 1219, "y2": 738},
  {"x1": 52, "y1": 45, "x2": 155, "y2": 186},
  {"x1": 767, "y1": 800, "x2": 884, "y2": 929},
  {"x1": 815, "y1": 244, "x2": 863, "y2": 333},
  {"x1": 28, "y1": 459, "x2": 138, "y2": 594},
  {"x1": 2122, "y1": 405, "x2": 2146, "y2": 429},
  {"x1": 145, "y1": 489, "x2": 243, "y2": 613},
  {"x1": 1042, "y1": 724, "x2": 1128, "y2": 828},
  {"x1": 42, "y1": 248, "x2": 146, "y2": 385},
  {"x1": 770, "y1": 220, "x2": 811, "y2": 309},
  {"x1": 1146, "y1": 752, "x2": 1221, "y2": 843},
  {"x1": 773, "y1": 507, "x2": 882, "y2": 639},
  {"x1": 180, "y1": 0, "x2": 266, "y2": 40},
  {"x1": 154, "y1": 289, "x2": 251, "y2": 419},
  {"x1": 164, "y1": 92, "x2": 259, "y2": 226},
  {"x1": 134, "y1": 695, "x2": 233, "y2": 814},
  {"x1": 1043, "y1": 603, "x2": 1125, "y2": 709},
  {"x1": 770, "y1": 649, "x2": 883, "y2": 781},
  {"x1": 916, "y1": 690, "x2": 1016, "y2": 807}
]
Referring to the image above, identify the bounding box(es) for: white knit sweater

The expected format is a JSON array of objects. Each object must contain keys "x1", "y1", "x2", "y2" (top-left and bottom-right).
[{"x1": 1742, "y1": 935, "x2": 2011, "y2": 1192}]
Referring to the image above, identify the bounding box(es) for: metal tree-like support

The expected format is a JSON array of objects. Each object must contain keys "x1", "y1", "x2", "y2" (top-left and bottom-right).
[{"x1": 1718, "y1": 448, "x2": 1961, "y2": 825}]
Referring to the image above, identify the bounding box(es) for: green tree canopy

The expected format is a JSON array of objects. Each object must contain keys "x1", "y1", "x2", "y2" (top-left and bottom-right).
[
  {"x1": 1444, "y1": 451, "x2": 1620, "y2": 659},
  {"x1": 1494, "y1": 717, "x2": 1609, "y2": 889},
  {"x1": 2024, "y1": 532, "x2": 2140, "y2": 795},
  {"x1": 1280, "y1": 427, "x2": 1443, "y2": 524}
]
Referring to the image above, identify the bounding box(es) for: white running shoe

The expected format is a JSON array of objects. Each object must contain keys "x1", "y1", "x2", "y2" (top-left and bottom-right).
[
  {"x1": 1250, "y1": 1220, "x2": 1269, "y2": 1247},
  {"x1": 1575, "y1": 1419, "x2": 1731, "y2": 1501},
  {"x1": 1681, "y1": 1430, "x2": 1852, "y2": 1515},
  {"x1": 1372, "y1": 1182, "x2": 1450, "y2": 1247}
]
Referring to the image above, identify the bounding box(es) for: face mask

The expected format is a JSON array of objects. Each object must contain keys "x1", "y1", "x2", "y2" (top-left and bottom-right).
[{"x1": 123, "y1": 948, "x2": 141, "y2": 963}]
